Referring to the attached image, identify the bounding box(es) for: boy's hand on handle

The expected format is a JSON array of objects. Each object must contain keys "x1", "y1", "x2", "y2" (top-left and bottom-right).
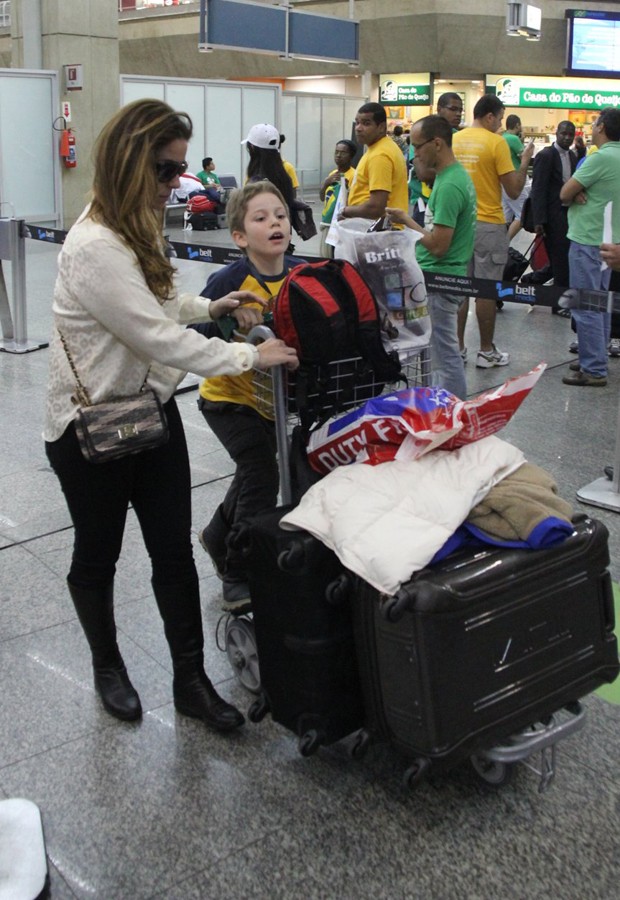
[
  {"x1": 209, "y1": 291, "x2": 268, "y2": 319},
  {"x1": 256, "y1": 338, "x2": 299, "y2": 371},
  {"x1": 232, "y1": 305, "x2": 264, "y2": 332}
]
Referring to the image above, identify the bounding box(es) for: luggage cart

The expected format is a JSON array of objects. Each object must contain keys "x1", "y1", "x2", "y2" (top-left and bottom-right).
[{"x1": 219, "y1": 331, "x2": 611, "y2": 791}]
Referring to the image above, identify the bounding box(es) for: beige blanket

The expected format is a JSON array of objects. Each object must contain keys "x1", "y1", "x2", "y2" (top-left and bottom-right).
[{"x1": 466, "y1": 462, "x2": 573, "y2": 543}]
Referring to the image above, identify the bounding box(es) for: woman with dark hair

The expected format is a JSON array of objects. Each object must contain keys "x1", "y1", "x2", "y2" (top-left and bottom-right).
[
  {"x1": 44, "y1": 99, "x2": 298, "y2": 733},
  {"x1": 242, "y1": 123, "x2": 295, "y2": 215}
]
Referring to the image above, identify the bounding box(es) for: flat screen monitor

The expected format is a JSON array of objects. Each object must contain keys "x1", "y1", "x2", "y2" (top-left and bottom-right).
[{"x1": 566, "y1": 9, "x2": 620, "y2": 78}]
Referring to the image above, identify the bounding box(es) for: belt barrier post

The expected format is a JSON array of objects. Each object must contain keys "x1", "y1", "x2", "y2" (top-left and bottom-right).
[{"x1": 0, "y1": 218, "x2": 48, "y2": 354}]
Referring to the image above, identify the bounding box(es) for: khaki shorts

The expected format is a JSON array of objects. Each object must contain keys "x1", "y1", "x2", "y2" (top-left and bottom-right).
[{"x1": 468, "y1": 222, "x2": 509, "y2": 280}]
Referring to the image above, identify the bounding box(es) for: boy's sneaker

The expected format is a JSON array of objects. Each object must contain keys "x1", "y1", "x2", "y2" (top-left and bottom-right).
[
  {"x1": 198, "y1": 528, "x2": 225, "y2": 580},
  {"x1": 460, "y1": 347, "x2": 468, "y2": 363},
  {"x1": 222, "y1": 579, "x2": 252, "y2": 615},
  {"x1": 476, "y1": 345, "x2": 510, "y2": 368},
  {"x1": 608, "y1": 338, "x2": 620, "y2": 358},
  {"x1": 569, "y1": 340, "x2": 579, "y2": 354}
]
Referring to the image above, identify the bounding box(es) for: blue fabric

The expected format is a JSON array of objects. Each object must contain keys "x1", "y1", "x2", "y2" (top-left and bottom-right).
[{"x1": 430, "y1": 516, "x2": 574, "y2": 565}]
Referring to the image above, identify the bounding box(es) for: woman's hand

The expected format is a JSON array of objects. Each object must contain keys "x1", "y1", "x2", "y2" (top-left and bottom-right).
[
  {"x1": 209, "y1": 291, "x2": 267, "y2": 320},
  {"x1": 255, "y1": 338, "x2": 299, "y2": 370}
]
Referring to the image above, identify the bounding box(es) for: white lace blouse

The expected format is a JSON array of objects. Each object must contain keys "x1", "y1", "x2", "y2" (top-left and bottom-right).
[{"x1": 44, "y1": 211, "x2": 258, "y2": 442}]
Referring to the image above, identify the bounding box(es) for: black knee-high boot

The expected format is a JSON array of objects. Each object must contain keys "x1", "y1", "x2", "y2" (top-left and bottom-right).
[
  {"x1": 152, "y1": 578, "x2": 245, "y2": 732},
  {"x1": 67, "y1": 581, "x2": 142, "y2": 721}
]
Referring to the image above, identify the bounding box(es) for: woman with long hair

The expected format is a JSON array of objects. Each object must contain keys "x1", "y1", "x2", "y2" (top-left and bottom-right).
[
  {"x1": 44, "y1": 99, "x2": 297, "y2": 733},
  {"x1": 242, "y1": 123, "x2": 295, "y2": 215}
]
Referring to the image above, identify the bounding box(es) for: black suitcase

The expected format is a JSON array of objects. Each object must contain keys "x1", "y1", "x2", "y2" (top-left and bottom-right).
[
  {"x1": 503, "y1": 245, "x2": 530, "y2": 282},
  {"x1": 189, "y1": 210, "x2": 219, "y2": 231},
  {"x1": 352, "y1": 516, "x2": 619, "y2": 783},
  {"x1": 237, "y1": 506, "x2": 365, "y2": 756}
]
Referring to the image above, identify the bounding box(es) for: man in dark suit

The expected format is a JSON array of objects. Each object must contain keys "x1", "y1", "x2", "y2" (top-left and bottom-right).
[{"x1": 530, "y1": 121, "x2": 577, "y2": 289}]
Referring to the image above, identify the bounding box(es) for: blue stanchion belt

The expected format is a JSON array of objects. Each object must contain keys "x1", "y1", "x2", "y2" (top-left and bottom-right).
[{"x1": 21, "y1": 223, "x2": 581, "y2": 310}]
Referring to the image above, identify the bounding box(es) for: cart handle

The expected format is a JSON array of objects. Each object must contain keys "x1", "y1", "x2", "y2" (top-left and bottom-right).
[{"x1": 246, "y1": 325, "x2": 292, "y2": 505}]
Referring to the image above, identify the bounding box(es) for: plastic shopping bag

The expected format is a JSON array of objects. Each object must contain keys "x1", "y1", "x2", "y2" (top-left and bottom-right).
[
  {"x1": 306, "y1": 363, "x2": 547, "y2": 474},
  {"x1": 333, "y1": 219, "x2": 431, "y2": 353}
]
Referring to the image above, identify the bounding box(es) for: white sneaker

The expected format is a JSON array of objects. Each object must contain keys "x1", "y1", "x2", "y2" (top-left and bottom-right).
[
  {"x1": 608, "y1": 338, "x2": 620, "y2": 358},
  {"x1": 476, "y1": 345, "x2": 510, "y2": 368}
]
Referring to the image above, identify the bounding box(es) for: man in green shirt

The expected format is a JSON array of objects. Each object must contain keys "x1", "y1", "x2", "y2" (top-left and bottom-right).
[
  {"x1": 559, "y1": 107, "x2": 620, "y2": 386},
  {"x1": 502, "y1": 115, "x2": 529, "y2": 241},
  {"x1": 388, "y1": 114, "x2": 476, "y2": 399},
  {"x1": 503, "y1": 115, "x2": 524, "y2": 170}
]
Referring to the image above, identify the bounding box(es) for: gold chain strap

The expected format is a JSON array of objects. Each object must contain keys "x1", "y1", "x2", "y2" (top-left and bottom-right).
[
  {"x1": 58, "y1": 329, "x2": 92, "y2": 407},
  {"x1": 57, "y1": 329, "x2": 151, "y2": 407}
]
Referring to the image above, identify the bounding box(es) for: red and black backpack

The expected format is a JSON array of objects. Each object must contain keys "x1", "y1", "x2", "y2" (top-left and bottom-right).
[{"x1": 273, "y1": 259, "x2": 401, "y2": 432}]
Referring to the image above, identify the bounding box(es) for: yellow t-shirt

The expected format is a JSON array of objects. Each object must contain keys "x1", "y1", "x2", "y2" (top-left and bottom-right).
[
  {"x1": 347, "y1": 136, "x2": 409, "y2": 213},
  {"x1": 199, "y1": 259, "x2": 290, "y2": 416},
  {"x1": 452, "y1": 126, "x2": 514, "y2": 224},
  {"x1": 282, "y1": 159, "x2": 299, "y2": 189}
]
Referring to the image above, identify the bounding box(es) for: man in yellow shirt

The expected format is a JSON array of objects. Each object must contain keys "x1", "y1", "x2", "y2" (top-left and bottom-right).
[
  {"x1": 453, "y1": 94, "x2": 534, "y2": 367},
  {"x1": 340, "y1": 102, "x2": 408, "y2": 221}
]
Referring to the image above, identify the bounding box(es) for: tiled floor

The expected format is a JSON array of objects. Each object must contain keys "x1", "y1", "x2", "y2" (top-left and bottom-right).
[{"x1": 1, "y1": 219, "x2": 620, "y2": 899}]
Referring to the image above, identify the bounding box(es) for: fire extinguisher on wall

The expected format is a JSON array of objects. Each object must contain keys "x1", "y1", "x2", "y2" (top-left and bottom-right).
[{"x1": 60, "y1": 128, "x2": 76, "y2": 168}]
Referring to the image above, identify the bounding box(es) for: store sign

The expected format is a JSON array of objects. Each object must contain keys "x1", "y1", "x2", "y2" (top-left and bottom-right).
[
  {"x1": 494, "y1": 77, "x2": 620, "y2": 110},
  {"x1": 379, "y1": 80, "x2": 431, "y2": 105}
]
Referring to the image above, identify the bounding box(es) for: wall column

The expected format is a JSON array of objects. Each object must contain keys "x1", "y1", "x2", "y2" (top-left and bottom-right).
[{"x1": 12, "y1": 0, "x2": 120, "y2": 227}]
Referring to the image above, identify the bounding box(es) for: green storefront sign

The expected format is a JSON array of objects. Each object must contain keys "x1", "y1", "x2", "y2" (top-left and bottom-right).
[
  {"x1": 493, "y1": 82, "x2": 620, "y2": 109},
  {"x1": 379, "y1": 83, "x2": 431, "y2": 105}
]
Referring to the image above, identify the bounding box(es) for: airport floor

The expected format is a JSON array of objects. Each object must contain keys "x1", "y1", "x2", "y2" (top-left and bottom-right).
[{"x1": 1, "y1": 216, "x2": 620, "y2": 899}]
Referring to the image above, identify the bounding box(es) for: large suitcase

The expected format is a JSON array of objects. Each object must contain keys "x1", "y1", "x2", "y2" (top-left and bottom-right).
[
  {"x1": 237, "y1": 507, "x2": 365, "y2": 755},
  {"x1": 352, "y1": 515, "x2": 619, "y2": 783}
]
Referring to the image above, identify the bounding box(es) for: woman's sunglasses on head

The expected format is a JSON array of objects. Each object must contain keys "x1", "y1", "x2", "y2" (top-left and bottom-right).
[{"x1": 156, "y1": 159, "x2": 188, "y2": 182}]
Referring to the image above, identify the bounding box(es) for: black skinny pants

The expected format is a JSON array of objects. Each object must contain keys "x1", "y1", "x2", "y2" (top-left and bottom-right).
[{"x1": 45, "y1": 398, "x2": 197, "y2": 590}]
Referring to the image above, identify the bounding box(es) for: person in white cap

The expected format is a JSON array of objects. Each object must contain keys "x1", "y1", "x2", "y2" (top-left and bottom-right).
[{"x1": 241, "y1": 123, "x2": 295, "y2": 217}]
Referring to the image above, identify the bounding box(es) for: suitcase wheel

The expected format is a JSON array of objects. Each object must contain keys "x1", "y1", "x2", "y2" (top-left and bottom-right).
[
  {"x1": 470, "y1": 754, "x2": 515, "y2": 789},
  {"x1": 403, "y1": 757, "x2": 431, "y2": 790},
  {"x1": 382, "y1": 592, "x2": 412, "y2": 623},
  {"x1": 325, "y1": 573, "x2": 350, "y2": 606},
  {"x1": 278, "y1": 540, "x2": 305, "y2": 571},
  {"x1": 298, "y1": 728, "x2": 324, "y2": 757},
  {"x1": 225, "y1": 616, "x2": 261, "y2": 695},
  {"x1": 248, "y1": 694, "x2": 270, "y2": 723}
]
